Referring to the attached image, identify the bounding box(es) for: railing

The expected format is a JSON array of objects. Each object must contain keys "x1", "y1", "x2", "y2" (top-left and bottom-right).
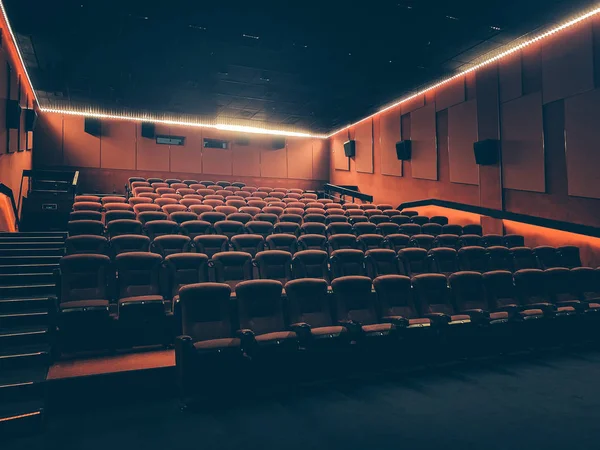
[
  {"x1": 399, "y1": 198, "x2": 600, "y2": 239},
  {"x1": 0, "y1": 183, "x2": 19, "y2": 230},
  {"x1": 323, "y1": 183, "x2": 373, "y2": 203}
]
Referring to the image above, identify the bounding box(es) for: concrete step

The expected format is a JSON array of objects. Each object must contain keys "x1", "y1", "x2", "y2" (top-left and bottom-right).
[
  {"x1": 0, "y1": 256, "x2": 61, "y2": 266},
  {"x1": 0, "y1": 400, "x2": 44, "y2": 436},
  {"x1": 0, "y1": 248, "x2": 65, "y2": 257},
  {"x1": 0, "y1": 264, "x2": 59, "y2": 275},
  {"x1": 0, "y1": 367, "x2": 46, "y2": 403},
  {"x1": 0, "y1": 344, "x2": 51, "y2": 369},
  {"x1": 0, "y1": 284, "x2": 56, "y2": 300},
  {"x1": 0, "y1": 326, "x2": 49, "y2": 348},
  {"x1": 0, "y1": 297, "x2": 52, "y2": 314},
  {"x1": 0, "y1": 231, "x2": 67, "y2": 239},
  {"x1": 0, "y1": 241, "x2": 66, "y2": 249},
  {"x1": 0, "y1": 273, "x2": 55, "y2": 286},
  {"x1": 0, "y1": 235, "x2": 65, "y2": 243},
  {"x1": 0, "y1": 309, "x2": 50, "y2": 328}
]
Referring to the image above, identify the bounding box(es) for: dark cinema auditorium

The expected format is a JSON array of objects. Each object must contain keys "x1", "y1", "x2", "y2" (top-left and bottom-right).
[{"x1": 2, "y1": 0, "x2": 600, "y2": 448}]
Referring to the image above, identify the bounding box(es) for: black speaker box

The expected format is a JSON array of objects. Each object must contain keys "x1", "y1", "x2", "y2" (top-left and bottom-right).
[
  {"x1": 343, "y1": 140, "x2": 355, "y2": 157},
  {"x1": 6, "y1": 99, "x2": 21, "y2": 129},
  {"x1": 141, "y1": 122, "x2": 155, "y2": 139},
  {"x1": 473, "y1": 139, "x2": 499, "y2": 165},
  {"x1": 84, "y1": 117, "x2": 101, "y2": 136},
  {"x1": 395, "y1": 140, "x2": 412, "y2": 160},
  {"x1": 25, "y1": 109, "x2": 38, "y2": 132},
  {"x1": 272, "y1": 138, "x2": 286, "y2": 150}
]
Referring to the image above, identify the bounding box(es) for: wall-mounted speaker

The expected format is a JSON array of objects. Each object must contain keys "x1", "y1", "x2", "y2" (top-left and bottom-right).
[
  {"x1": 25, "y1": 109, "x2": 38, "y2": 132},
  {"x1": 272, "y1": 137, "x2": 286, "y2": 150},
  {"x1": 141, "y1": 122, "x2": 155, "y2": 139},
  {"x1": 473, "y1": 139, "x2": 499, "y2": 165},
  {"x1": 235, "y1": 137, "x2": 250, "y2": 146},
  {"x1": 395, "y1": 140, "x2": 411, "y2": 160},
  {"x1": 343, "y1": 140, "x2": 355, "y2": 157},
  {"x1": 6, "y1": 99, "x2": 21, "y2": 130},
  {"x1": 84, "y1": 118, "x2": 101, "y2": 136}
]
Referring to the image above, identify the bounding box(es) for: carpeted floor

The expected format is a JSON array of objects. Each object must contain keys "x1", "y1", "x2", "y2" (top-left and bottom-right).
[{"x1": 8, "y1": 350, "x2": 600, "y2": 450}]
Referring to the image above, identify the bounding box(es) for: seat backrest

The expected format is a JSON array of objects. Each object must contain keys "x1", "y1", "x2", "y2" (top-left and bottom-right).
[
  {"x1": 369, "y1": 215, "x2": 390, "y2": 225},
  {"x1": 432, "y1": 234, "x2": 459, "y2": 249},
  {"x1": 115, "y1": 252, "x2": 163, "y2": 298},
  {"x1": 399, "y1": 223, "x2": 421, "y2": 236},
  {"x1": 326, "y1": 223, "x2": 353, "y2": 237},
  {"x1": 133, "y1": 204, "x2": 161, "y2": 214},
  {"x1": 193, "y1": 235, "x2": 229, "y2": 258},
  {"x1": 504, "y1": 234, "x2": 525, "y2": 248},
  {"x1": 285, "y1": 278, "x2": 334, "y2": 328},
  {"x1": 104, "y1": 203, "x2": 133, "y2": 212},
  {"x1": 203, "y1": 199, "x2": 224, "y2": 208},
  {"x1": 544, "y1": 267, "x2": 579, "y2": 303},
  {"x1": 482, "y1": 270, "x2": 519, "y2": 309},
  {"x1": 533, "y1": 246, "x2": 562, "y2": 270},
  {"x1": 291, "y1": 250, "x2": 330, "y2": 281},
  {"x1": 212, "y1": 251, "x2": 253, "y2": 289},
  {"x1": 303, "y1": 214, "x2": 327, "y2": 224},
  {"x1": 331, "y1": 276, "x2": 377, "y2": 325},
  {"x1": 458, "y1": 234, "x2": 484, "y2": 248},
  {"x1": 421, "y1": 223, "x2": 443, "y2": 236},
  {"x1": 384, "y1": 233, "x2": 410, "y2": 252},
  {"x1": 179, "y1": 283, "x2": 233, "y2": 342},
  {"x1": 179, "y1": 220, "x2": 212, "y2": 238},
  {"x1": 570, "y1": 267, "x2": 600, "y2": 301},
  {"x1": 411, "y1": 215, "x2": 429, "y2": 226},
  {"x1": 73, "y1": 201, "x2": 102, "y2": 212},
  {"x1": 70, "y1": 211, "x2": 103, "y2": 222},
  {"x1": 328, "y1": 234, "x2": 359, "y2": 251},
  {"x1": 365, "y1": 249, "x2": 402, "y2": 278},
  {"x1": 110, "y1": 234, "x2": 151, "y2": 256},
  {"x1": 297, "y1": 234, "x2": 328, "y2": 251},
  {"x1": 390, "y1": 215, "x2": 411, "y2": 226},
  {"x1": 163, "y1": 204, "x2": 187, "y2": 215},
  {"x1": 199, "y1": 211, "x2": 227, "y2": 225},
  {"x1": 330, "y1": 249, "x2": 366, "y2": 279},
  {"x1": 558, "y1": 246, "x2": 582, "y2": 269},
  {"x1": 514, "y1": 269, "x2": 549, "y2": 305},
  {"x1": 462, "y1": 224, "x2": 483, "y2": 236},
  {"x1": 247, "y1": 199, "x2": 267, "y2": 209},
  {"x1": 227, "y1": 213, "x2": 253, "y2": 225},
  {"x1": 398, "y1": 248, "x2": 430, "y2": 276},
  {"x1": 278, "y1": 214, "x2": 303, "y2": 226},
  {"x1": 215, "y1": 206, "x2": 238, "y2": 216},
  {"x1": 239, "y1": 206, "x2": 260, "y2": 216},
  {"x1": 411, "y1": 273, "x2": 454, "y2": 316},
  {"x1": 105, "y1": 211, "x2": 136, "y2": 224},
  {"x1": 373, "y1": 275, "x2": 418, "y2": 319},
  {"x1": 189, "y1": 205, "x2": 214, "y2": 215},
  {"x1": 170, "y1": 212, "x2": 198, "y2": 225},
  {"x1": 263, "y1": 206, "x2": 284, "y2": 217},
  {"x1": 245, "y1": 220, "x2": 274, "y2": 238},
  {"x1": 68, "y1": 220, "x2": 105, "y2": 237},
  {"x1": 428, "y1": 248, "x2": 459, "y2": 276},
  {"x1": 306, "y1": 207, "x2": 326, "y2": 216},
  {"x1": 377, "y1": 223, "x2": 400, "y2": 237},
  {"x1": 409, "y1": 234, "x2": 435, "y2": 251},
  {"x1": 511, "y1": 247, "x2": 539, "y2": 270},
  {"x1": 254, "y1": 250, "x2": 293, "y2": 284},
  {"x1": 59, "y1": 254, "x2": 112, "y2": 303},
  {"x1": 401, "y1": 210, "x2": 418, "y2": 217},
  {"x1": 301, "y1": 222, "x2": 326, "y2": 235},
  {"x1": 429, "y1": 216, "x2": 449, "y2": 226},
  {"x1": 230, "y1": 234, "x2": 265, "y2": 257},
  {"x1": 138, "y1": 192, "x2": 160, "y2": 201},
  {"x1": 213, "y1": 220, "x2": 245, "y2": 239},
  {"x1": 482, "y1": 234, "x2": 505, "y2": 247},
  {"x1": 266, "y1": 234, "x2": 298, "y2": 253},
  {"x1": 357, "y1": 234, "x2": 385, "y2": 251},
  {"x1": 144, "y1": 220, "x2": 180, "y2": 239},
  {"x1": 487, "y1": 246, "x2": 513, "y2": 272},
  {"x1": 448, "y1": 271, "x2": 487, "y2": 312},
  {"x1": 137, "y1": 211, "x2": 168, "y2": 225},
  {"x1": 353, "y1": 222, "x2": 377, "y2": 236},
  {"x1": 273, "y1": 222, "x2": 301, "y2": 236},
  {"x1": 65, "y1": 235, "x2": 109, "y2": 256},
  {"x1": 457, "y1": 246, "x2": 490, "y2": 273},
  {"x1": 235, "y1": 280, "x2": 285, "y2": 334},
  {"x1": 325, "y1": 214, "x2": 348, "y2": 225},
  {"x1": 165, "y1": 254, "x2": 210, "y2": 298},
  {"x1": 151, "y1": 235, "x2": 192, "y2": 257}
]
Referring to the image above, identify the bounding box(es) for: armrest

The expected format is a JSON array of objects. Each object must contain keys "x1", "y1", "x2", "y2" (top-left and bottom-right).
[
  {"x1": 235, "y1": 328, "x2": 256, "y2": 347},
  {"x1": 493, "y1": 304, "x2": 521, "y2": 316},
  {"x1": 423, "y1": 313, "x2": 451, "y2": 325},
  {"x1": 381, "y1": 316, "x2": 409, "y2": 328},
  {"x1": 337, "y1": 320, "x2": 364, "y2": 335},
  {"x1": 289, "y1": 322, "x2": 312, "y2": 341},
  {"x1": 461, "y1": 309, "x2": 490, "y2": 323},
  {"x1": 174, "y1": 335, "x2": 194, "y2": 365},
  {"x1": 527, "y1": 303, "x2": 557, "y2": 315}
]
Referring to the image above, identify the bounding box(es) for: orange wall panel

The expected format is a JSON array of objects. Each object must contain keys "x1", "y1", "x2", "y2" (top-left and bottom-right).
[
  {"x1": 499, "y1": 52, "x2": 522, "y2": 103},
  {"x1": 260, "y1": 146, "x2": 287, "y2": 178},
  {"x1": 19, "y1": 82, "x2": 26, "y2": 151},
  {"x1": 8, "y1": 67, "x2": 17, "y2": 154},
  {"x1": 136, "y1": 124, "x2": 170, "y2": 171},
  {"x1": 402, "y1": 94, "x2": 425, "y2": 114},
  {"x1": 202, "y1": 147, "x2": 233, "y2": 176},
  {"x1": 232, "y1": 142, "x2": 261, "y2": 177},
  {"x1": 312, "y1": 139, "x2": 329, "y2": 181},
  {"x1": 435, "y1": 77, "x2": 465, "y2": 111},
  {"x1": 447, "y1": 99, "x2": 478, "y2": 185},
  {"x1": 169, "y1": 126, "x2": 203, "y2": 174},
  {"x1": 410, "y1": 104, "x2": 437, "y2": 180},
  {"x1": 100, "y1": 120, "x2": 136, "y2": 170},
  {"x1": 354, "y1": 119, "x2": 373, "y2": 174},
  {"x1": 63, "y1": 115, "x2": 101, "y2": 168},
  {"x1": 286, "y1": 138, "x2": 313, "y2": 180},
  {"x1": 379, "y1": 109, "x2": 402, "y2": 177},
  {"x1": 0, "y1": 51, "x2": 7, "y2": 154},
  {"x1": 33, "y1": 113, "x2": 63, "y2": 166},
  {"x1": 332, "y1": 132, "x2": 349, "y2": 171}
]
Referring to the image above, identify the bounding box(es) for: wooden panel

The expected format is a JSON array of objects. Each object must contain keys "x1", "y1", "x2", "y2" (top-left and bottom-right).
[
  {"x1": 436, "y1": 77, "x2": 465, "y2": 111},
  {"x1": 402, "y1": 94, "x2": 425, "y2": 114},
  {"x1": 260, "y1": 146, "x2": 287, "y2": 178},
  {"x1": 312, "y1": 139, "x2": 329, "y2": 180},
  {"x1": 286, "y1": 138, "x2": 313, "y2": 180},
  {"x1": 380, "y1": 109, "x2": 402, "y2": 176},
  {"x1": 136, "y1": 124, "x2": 170, "y2": 171},
  {"x1": 169, "y1": 126, "x2": 203, "y2": 173},
  {"x1": 100, "y1": 120, "x2": 136, "y2": 170},
  {"x1": 63, "y1": 115, "x2": 101, "y2": 168},
  {"x1": 202, "y1": 147, "x2": 232, "y2": 176},
  {"x1": 542, "y1": 23, "x2": 594, "y2": 104},
  {"x1": 501, "y1": 92, "x2": 545, "y2": 192},
  {"x1": 332, "y1": 132, "x2": 349, "y2": 171},
  {"x1": 448, "y1": 100, "x2": 478, "y2": 185},
  {"x1": 33, "y1": 113, "x2": 63, "y2": 166},
  {"x1": 19, "y1": 81, "x2": 26, "y2": 151},
  {"x1": 465, "y1": 72, "x2": 477, "y2": 101},
  {"x1": 499, "y1": 52, "x2": 522, "y2": 103},
  {"x1": 0, "y1": 50, "x2": 7, "y2": 154},
  {"x1": 410, "y1": 104, "x2": 437, "y2": 180},
  {"x1": 564, "y1": 88, "x2": 600, "y2": 199},
  {"x1": 354, "y1": 119, "x2": 373, "y2": 173},
  {"x1": 232, "y1": 141, "x2": 262, "y2": 178},
  {"x1": 8, "y1": 65, "x2": 17, "y2": 154},
  {"x1": 522, "y1": 43, "x2": 542, "y2": 95}
]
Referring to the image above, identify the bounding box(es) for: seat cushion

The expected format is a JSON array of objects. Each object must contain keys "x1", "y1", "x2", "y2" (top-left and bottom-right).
[
  {"x1": 193, "y1": 338, "x2": 241, "y2": 351},
  {"x1": 408, "y1": 318, "x2": 431, "y2": 326},
  {"x1": 362, "y1": 323, "x2": 394, "y2": 333},
  {"x1": 60, "y1": 299, "x2": 109, "y2": 311},
  {"x1": 118, "y1": 295, "x2": 164, "y2": 306},
  {"x1": 520, "y1": 308, "x2": 545, "y2": 317},
  {"x1": 311, "y1": 326, "x2": 346, "y2": 337},
  {"x1": 557, "y1": 306, "x2": 577, "y2": 314},
  {"x1": 449, "y1": 314, "x2": 471, "y2": 323},
  {"x1": 489, "y1": 311, "x2": 509, "y2": 321},
  {"x1": 255, "y1": 331, "x2": 298, "y2": 344},
  {"x1": 588, "y1": 302, "x2": 600, "y2": 309}
]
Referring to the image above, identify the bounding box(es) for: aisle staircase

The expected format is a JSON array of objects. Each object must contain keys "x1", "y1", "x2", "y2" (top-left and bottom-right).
[{"x1": 0, "y1": 231, "x2": 66, "y2": 434}]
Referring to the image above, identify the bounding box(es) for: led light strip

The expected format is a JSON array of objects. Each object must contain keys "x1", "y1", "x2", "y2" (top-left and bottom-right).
[{"x1": 326, "y1": 5, "x2": 600, "y2": 137}]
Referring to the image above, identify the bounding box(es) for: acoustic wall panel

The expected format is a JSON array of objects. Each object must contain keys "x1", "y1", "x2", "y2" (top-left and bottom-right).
[
  {"x1": 501, "y1": 92, "x2": 545, "y2": 193},
  {"x1": 100, "y1": 121, "x2": 136, "y2": 170},
  {"x1": 169, "y1": 126, "x2": 203, "y2": 173},
  {"x1": 286, "y1": 138, "x2": 313, "y2": 179},
  {"x1": 136, "y1": 124, "x2": 170, "y2": 171},
  {"x1": 33, "y1": 113, "x2": 63, "y2": 166},
  {"x1": 354, "y1": 119, "x2": 373, "y2": 173},
  {"x1": 312, "y1": 139, "x2": 329, "y2": 180},
  {"x1": 0, "y1": 51, "x2": 7, "y2": 154},
  {"x1": 332, "y1": 132, "x2": 349, "y2": 171},
  {"x1": 410, "y1": 104, "x2": 437, "y2": 180},
  {"x1": 499, "y1": 53, "x2": 522, "y2": 103},
  {"x1": 232, "y1": 140, "x2": 262, "y2": 177},
  {"x1": 8, "y1": 65, "x2": 17, "y2": 154},
  {"x1": 435, "y1": 77, "x2": 465, "y2": 111},
  {"x1": 522, "y1": 42, "x2": 542, "y2": 95},
  {"x1": 564, "y1": 88, "x2": 600, "y2": 199},
  {"x1": 202, "y1": 147, "x2": 233, "y2": 176},
  {"x1": 448, "y1": 100, "x2": 479, "y2": 185},
  {"x1": 379, "y1": 109, "x2": 402, "y2": 176},
  {"x1": 402, "y1": 94, "x2": 425, "y2": 114},
  {"x1": 19, "y1": 82, "x2": 26, "y2": 151},
  {"x1": 542, "y1": 23, "x2": 594, "y2": 104},
  {"x1": 260, "y1": 146, "x2": 287, "y2": 178},
  {"x1": 63, "y1": 115, "x2": 101, "y2": 168}
]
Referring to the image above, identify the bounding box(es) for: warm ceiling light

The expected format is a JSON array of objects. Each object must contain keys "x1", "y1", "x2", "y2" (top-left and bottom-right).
[{"x1": 327, "y1": 5, "x2": 600, "y2": 137}]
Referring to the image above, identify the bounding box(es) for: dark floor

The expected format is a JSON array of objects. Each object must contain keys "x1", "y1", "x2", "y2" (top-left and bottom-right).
[{"x1": 8, "y1": 350, "x2": 600, "y2": 450}]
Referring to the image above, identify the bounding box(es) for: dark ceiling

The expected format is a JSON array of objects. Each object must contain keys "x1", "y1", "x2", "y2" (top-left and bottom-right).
[{"x1": 6, "y1": 0, "x2": 596, "y2": 133}]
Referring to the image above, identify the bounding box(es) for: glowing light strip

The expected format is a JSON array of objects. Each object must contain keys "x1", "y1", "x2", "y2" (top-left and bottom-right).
[
  {"x1": 0, "y1": 0, "x2": 39, "y2": 106},
  {"x1": 326, "y1": 5, "x2": 600, "y2": 137},
  {"x1": 0, "y1": 411, "x2": 41, "y2": 423},
  {"x1": 39, "y1": 107, "x2": 327, "y2": 138}
]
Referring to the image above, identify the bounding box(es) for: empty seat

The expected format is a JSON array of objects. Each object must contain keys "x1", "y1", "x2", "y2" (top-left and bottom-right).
[
  {"x1": 458, "y1": 234, "x2": 484, "y2": 248},
  {"x1": 216, "y1": 181, "x2": 231, "y2": 188},
  {"x1": 215, "y1": 206, "x2": 238, "y2": 216},
  {"x1": 65, "y1": 235, "x2": 109, "y2": 256},
  {"x1": 377, "y1": 204, "x2": 394, "y2": 211},
  {"x1": 346, "y1": 209, "x2": 365, "y2": 216},
  {"x1": 291, "y1": 250, "x2": 329, "y2": 280},
  {"x1": 365, "y1": 249, "x2": 402, "y2": 278},
  {"x1": 558, "y1": 246, "x2": 582, "y2": 269},
  {"x1": 325, "y1": 215, "x2": 348, "y2": 224},
  {"x1": 409, "y1": 234, "x2": 435, "y2": 251},
  {"x1": 385, "y1": 233, "x2": 411, "y2": 252},
  {"x1": 107, "y1": 219, "x2": 143, "y2": 238},
  {"x1": 166, "y1": 179, "x2": 182, "y2": 185},
  {"x1": 432, "y1": 234, "x2": 459, "y2": 249},
  {"x1": 238, "y1": 206, "x2": 260, "y2": 216},
  {"x1": 357, "y1": 234, "x2": 385, "y2": 251},
  {"x1": 306, "y1": 207, "x2": 326, "y2": 216},
  {"x1": 271, "y1": 222, "x2": 300, "y2": 238},
  {"x1": 373, "y1": 275, "x2": 426, "y2": 327},
  {"x1": 225, "y1": 199, "x2": 246, "y2": 209},
  {"x1": 203, "y1": 199, "x2": 224, "y2": 208},
  {"x1": 193, "y1": 235, "x2": 229, "y2": 258},
  {"x1": 486, "y1": 246, "x2": 513, "y2": 272},
  {"x1": 545, "y1": 268, "x2": 584, "y2": 306},
  {"x1": 73, "y1": 201, "x2": 103, "y2": 212},
  {"x1": 297, "y1": 234, "x2": 328, "y2": 251},
  {"x1": 68, "y1": 220, "x2": 104, "y2": 237},
  {"x1": 326, "y1": 222, "x2": 353, "y2": 237},
  {"x1": 216, "y1": 190, "x2": 234, "y2": 198},
  {"x1": 199, "y1": 180, "x2": 215, "y2": 187},
  {"x1": 180, "y1": 220, "x2": 212, "y2": 239},
  {"x1": 165, "y1": 254, "x2": 210, "y2": 302},
  {"x1": 104, "y1": 203, "x2": 133, "y2": 212},
  {"x1": 303, "y1": 214, "x2": 327, "y2": 224},
  {"x1": 411, "y1": 215, "x2": 429, "y2": 226},
  {"x1": 390, "y1": 215, "x2": 411, "y2": 226},
  {"x1": 230, "y1": 234, "x2": 265, "y2": 257},
  {"x1": 170, "y1": 212, "x2": 198, "y2": 225},
  {"x1": 514, "y1": 269, "x2": 575, "y2": 316},
  {"x1": 162, "y1": 194, "x2": 183, "y2": 201},
  {"x1": 189, "y1": 205, "x2": 214, "y2": 215},
  {"x1": 156, "y1": 187, "x2": 176, "y2": 195},
  {"x1": 70, "y1": 211, "x2": 103, "y2": 222},
  {"x1": 359, "y1": 204, "x2": 377, "y2": 211},
  {"x1": 301, "y1": 193, "x2": 318, "y2": 200},
  {"x1": 134, "y1": 204, "x2": 161, "y2": 214},
  {"x1": 301, "y1": 222, "x2": 327, "y2": 236},
  {"x1": 146, "y1": 177, "x2": 164, "y2": 184},
  {"x1": 214, "y1": 220, "x2": 245, "y2": 239},
  {"x1": 534, "y1": 246, "x2": 562, "y2": 269},
  {"x1": 504, "y1": 234, "x2": 525, "y2": 248},
  {"x1": 137, "y1": 211, "x2": 168, "y2": 225},
  {"x1": 182, "y1": 180, "x2": 199, "y2": 186},
  {"x1": 263, "y1": 206, "x2": 284, "y2": 217},
  {"x1": 247, "y1": 200, "x2": 267, "y2": 209},
  {"x1": 353, "y1": 222, "x2": 377, "y2": 236},
  {"x1": 177, "y1": 189, "x2": 196, "y2": 196},
  {"x1": 110, "y1": 235, "x2": 151, "y2": 256},
  {"x1": 197, "y1": 189, "x2": 216, "y2": 197},
  {"x1": 180, "y1": 199, "x2": 203, "y2": 208},
  {"x1": 266, "y1": 234, "x2": 298, "y2": 254},
  {"x1": 144, "y1": 220, "x2": 180, "y2": 239},
  {"x1": 429, "y1": 216, "x2": 449, "y2": 226},
  {"x1": 138, "y1": 192, "x2": 160, "y2": 201},
  {"x1": 369, "y1": 215, "x2": 390, "y2": 225},
  {"x1": 441, "y1": 224, "x2": 462, "y2": 236},
  {"x1": 400, "y1": 210, "x2": 418, "y2": 217},
  {"x1": 449, "y1": 272, "x2": 509, "y2": 323},
  {"x1": 382, "y1": 209, "x2": 402, "y2": 218},
  {"x1": 479, "y1": 234, "x2": 504, "y2": 247},
  {"x1": 133, "y1": 187, "x2": 154, "y2": 196},
  {"x1": 421, "y1": 223, "x2": 443, "y2": 237},
  {"x1": 227, "y1": 213, "x2": 253, "y2": 225},
  {"x1": 328, "y1": 234, "x2": 359, "y2": 251},
  {"x1": 212, "y1": 252, "x2": 253, "y2": 289},
  {"x1": 151, "y1": 235, "x2": 192, "y2": 257},
  {"x1": 399, "y1": 223, "x2": 421, "y2": 237},
  {"x1": 199, "y1": 211, "x2": 227, "y2": 225},
  {"x1": 279, "y1": 214, "x2": 303, "y2": 226},
  {"x1": 398, "y1": 248, "x2": 430, "y2": 277},
  {"x1": 251, "y1": 192, "x2": 269, "y2": 200},
  {"x1": 365, "y1": 209, "x2": 385, "y2": 218},
  {"x1": 571, "y1": 267, "x2": 600, "y2": 303},
  {"x1": 428, "y1": 248, "x2": 459, "y2": 276},
  {"x1": 254, "y1": 213, "x2": 278, "y2": 225},
  {"x1": 377, "y1": 222, "x2": 401, "y2": 237},
  {"x1": 163, "y1": 204, "x2": 188, "y2": 216},
  {"x1": 348, "y1": 216, "x2": 369, "y2": 224},
  {"x1": 412, "y1": 274, "x2": 471, "y2": 324},
  {"x1": 330, "y1": 249, "x2": 366, "y2": 279},
  {"x1": 254, "y1": 250, "x2": 293, "y2": 284},
  {"x1": 245, "y1": 221, "x2": 274, "y2": 238},
  {"x1": 152, "y1": 182, "x2": 169, "y2": 189},
  {"x1": 511, "y1": 247, "x2": 539, "y2": 270},
  {"x1": 457, "y1": 246, "x2": 490, "y2": 273},
  {"x1": 129, "y1": 179, "x2": 148, "y2": 189},
  {"x1": 462, "y1": 224, "x2": 483, "y2": 236}
]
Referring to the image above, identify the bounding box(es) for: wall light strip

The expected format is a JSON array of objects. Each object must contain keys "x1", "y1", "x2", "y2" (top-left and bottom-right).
[
  {"x1": 39, "y1": 106, "x2": 327, "y2": 139},
  {"x1": 327, "y1": 5, "x2": 600, "y2": 137},
  {"x1": 0, "y1": 0, "x2": 39, "y2": 106}
]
